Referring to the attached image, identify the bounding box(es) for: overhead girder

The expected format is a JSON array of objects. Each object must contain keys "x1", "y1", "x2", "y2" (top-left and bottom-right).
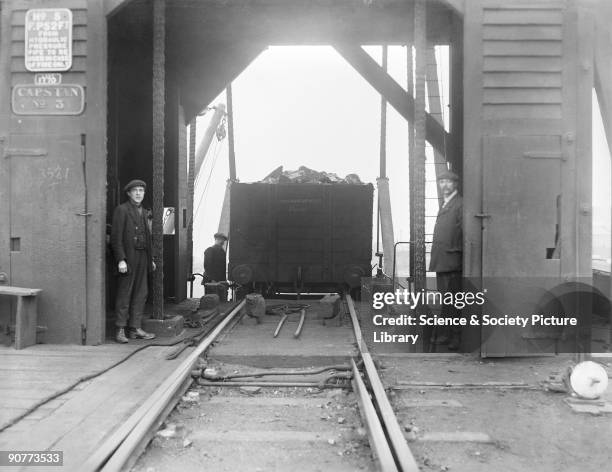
[
  {"x1": 176, "y1": 42, "x2": 266, "y2": 122},
  {"x1": 334, "y1": 43, "x2": 448, "y2": 156},
  {"x1": 165, "y1": 0, "x2": 454, "y2": 45}
]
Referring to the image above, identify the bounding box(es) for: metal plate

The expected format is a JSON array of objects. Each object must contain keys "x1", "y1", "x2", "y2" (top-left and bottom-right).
[
  {"x1": 25, "y1": 8, "x2": 73, "y2": 72},
  {"x1": 12, "y1": 84, "x2": 85, "y2": 115}
]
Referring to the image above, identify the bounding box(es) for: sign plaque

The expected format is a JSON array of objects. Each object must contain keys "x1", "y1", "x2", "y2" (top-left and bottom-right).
[
  {"x1": 25, "y1": 8, "x2": 73, "y2": 72},
  {"x1": 12, "y1": 84, "x2": 85, "y2": 115}
]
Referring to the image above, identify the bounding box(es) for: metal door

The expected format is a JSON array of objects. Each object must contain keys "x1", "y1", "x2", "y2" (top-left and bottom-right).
[
  {"x1": 9, "y1": 134, "x2": 86, "y2": 344},
  {"x1": 481, "y1": 135, "x2": 564, "y2": 356}
]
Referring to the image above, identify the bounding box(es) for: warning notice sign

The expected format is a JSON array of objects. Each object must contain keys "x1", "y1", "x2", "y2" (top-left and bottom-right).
[{"x1": 25, "y1": 8, "x2": 73, "y2": 72}]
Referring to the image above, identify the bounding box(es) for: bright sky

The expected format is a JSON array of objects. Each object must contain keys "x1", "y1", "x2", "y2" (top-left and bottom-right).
[{"x1": 190, "y1": 45, "x2": 612, "y2": 293}]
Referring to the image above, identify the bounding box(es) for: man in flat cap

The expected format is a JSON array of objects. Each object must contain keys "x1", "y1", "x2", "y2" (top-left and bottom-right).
[
  {"x1": 203, "y1": 232, "x2": 228, "y2": 301},
  {"x1": 111, "y1": 179, "x2": 157, "y2": 343},
  {"x1": 429, "y1": 170, "x2": 463, "y2": 350}
]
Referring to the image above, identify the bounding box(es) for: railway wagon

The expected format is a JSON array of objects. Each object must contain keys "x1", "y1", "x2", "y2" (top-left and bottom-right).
[{"x1": 228, "y1": 182, "x2": 373, "y2": 294}]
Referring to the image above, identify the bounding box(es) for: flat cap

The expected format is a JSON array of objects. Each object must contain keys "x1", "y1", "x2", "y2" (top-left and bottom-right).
[
  {"x1": 437, "y1": 170, "x2": 459, "y2": 182},
  {"x1": 214, "y1": 232, "x2": 228, "y2": 241},
  {"x1": 124, "y1": 179, "x2": 147, "y2": 192}
]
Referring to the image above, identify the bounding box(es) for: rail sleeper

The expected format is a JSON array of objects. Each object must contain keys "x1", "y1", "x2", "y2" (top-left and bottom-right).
[{"x1": 0, "y1": 286, "x2": 42, "y2": 349}]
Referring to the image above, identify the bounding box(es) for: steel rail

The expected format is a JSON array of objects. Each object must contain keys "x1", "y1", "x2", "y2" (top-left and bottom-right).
[
  {"x1": 294, "y1": 309, "x2": 306, "y2": 338},
  {"x1": 351, "y1": 358, "x2": 398, "y2": 472},
  {"x1": 346, "y1": 294, "x2": 420, "y2": 472},
  {"x1": 84, "y1": 300, "x2": 245, "y2": 472},
  {"x1": 273, "y1": 313, "x2": 289, "y2": 337}
]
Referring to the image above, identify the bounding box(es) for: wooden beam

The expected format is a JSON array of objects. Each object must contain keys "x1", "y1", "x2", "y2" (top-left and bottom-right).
[
  {"x1": 334, "y1": 43, "x2": 448, "y2": 155},
  {"x1": 594, "y1": 14, "x2": 612, "y2": 156},
  {"x1": 433, "y1": 0, "x2": 464, "y2": 16},
  {"x1": 105, "y1": 0, "x2": 133, "y2": 18}
]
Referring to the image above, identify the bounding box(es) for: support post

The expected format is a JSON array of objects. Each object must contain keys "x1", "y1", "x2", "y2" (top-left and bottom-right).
[
  {"x1": 594, "y1": 8, "x2": 612, "y2": 345},
  {"x1": 334, "y1": 43, "x2": 448, "y2": 155},
  {"x1": 188, "y1": 118, "x2": 196, "y2": 277},
  {"x1": 413, "y1": 0, "x2": 427, "y2": 291},
  {"x1": 378, "y1": 45, "x2": 395, "y2": 275},
  {"x1": 426, "y1": 46, "x2": 449, "y2": 204},
  {"x1": 407, "y1": 42, "x2": 415, "y2": 284},
  {"x1": 227, "y1": 84, "x2": 237, "y2": 181},
  {"x1": 151, "y1": 0, "x2": 165, "y2": 318}
]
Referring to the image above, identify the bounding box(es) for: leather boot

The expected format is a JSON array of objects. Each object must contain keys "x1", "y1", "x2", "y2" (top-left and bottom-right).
[
  {"x1": 129, "y1": 328, "x2": 156, "y2": 340},
  {"x1": 116, "y1": 328, "x2": 128, "y2": 344}
]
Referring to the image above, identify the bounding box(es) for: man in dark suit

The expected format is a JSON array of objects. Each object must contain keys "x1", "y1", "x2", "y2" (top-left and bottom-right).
[
  {"x1": 429, "y1": 170, "x2": 463, "y2": 350},
  {"x1": 203, "y1": 232, "x2": 228, "y2": 301},
  {"x1": 111, "y1": 179, "x2": 156, "y2": 343}
]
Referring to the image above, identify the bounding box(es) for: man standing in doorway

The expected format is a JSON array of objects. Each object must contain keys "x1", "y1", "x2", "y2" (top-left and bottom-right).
[
  {"x1": 429, "y1": 170, "x2": 463, "y2": 350},
  {"x1": 203, "y1": 232, "x2": 228, "y2": 301},
  {"x1": 111, "y1": 179, "x2": 157, "y2": 343}
]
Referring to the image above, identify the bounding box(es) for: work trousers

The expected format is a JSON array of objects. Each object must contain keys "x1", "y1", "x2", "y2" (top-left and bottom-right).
[
  {"x1": 115, "y1": 249, "x2": 148, "y2": 329},
  {"x1": 436, "y1": 271, "x2": 462, "y2": 335}
]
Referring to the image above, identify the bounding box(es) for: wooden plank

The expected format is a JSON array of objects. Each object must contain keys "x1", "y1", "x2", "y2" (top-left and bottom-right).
[
  {"x1": 11, "y1": 25, "x2": 88, "y2": 41},
  {"x1": 483, "y1": 118, "x2": 563, "y2": 135},
  {"x1": 11, "y1": 71, "x2": 87, "y2": 84},
  {"x1": 11, "y1": 40, "x2": 87, "y2": 57},
  {"x1": 484, "y1": 56, "x2": 561, "y2": 72},
  {"x1": 484, "y1": 71, "x2": 561, "y2": 88},
  {"x1": 11, "y1": 9, "x2": 88, "y2": 26},
  {"x1": 483, "y1": 103, "x2": 561, "y2": 120},
  {"x1": 11, "y1": 56, "x2": 87, "y2": 72},
  {"x1": 0, "y1": 287, "x2": 41, "y2": 296},
  {"x1": 483, "y1": 40, "x2": 562, "y2": 56},
  {"x1": 483, "y1": 9, "x2": 563, "y2": 24},
  {"x1": 462, "y1": 0, "x2": 483, "y2": 279},
  {"x1": 575, "y1": 7, "x2": 594, "y2": 277},
  {"x1": 0, "y1": 1, "x2": 13, "y2": 332},
  {"x1": 10, "y1": 0, "x2": 87, "y2": 10},
  {"x1": 84, "y1": 0, "x2": 108, "y2": 344},
  {"x1": 559, "y1": 4, "x2": 577, "y2": 278},
  {"x1": 483, "y1": 25, "x2": 562, "y2": 40},
  {"x1": 0, "y1": 347, "x2": 176, "y2": 451},
  {"x1": 14, "y1": 296, "x2": 36, "y2": 349},
  {"x1": 483, "y1": 88, "x2": 562, "y2": 104}
]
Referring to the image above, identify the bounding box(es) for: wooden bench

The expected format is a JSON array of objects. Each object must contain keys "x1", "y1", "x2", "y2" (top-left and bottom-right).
[{"x1": 0, "y1": 286, "x2": 42, "y2": 349}]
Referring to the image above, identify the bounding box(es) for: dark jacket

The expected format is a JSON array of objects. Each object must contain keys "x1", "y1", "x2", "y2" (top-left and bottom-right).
[
  {"x1": 204, "y1": 244, "x2": 227, "y2": 282},
  {"x1": 111, "y1": 201, "x2": 153, "y2": 272},
  {"x1": 429, "y1": 194, "x2": 463, "y2": 273}
]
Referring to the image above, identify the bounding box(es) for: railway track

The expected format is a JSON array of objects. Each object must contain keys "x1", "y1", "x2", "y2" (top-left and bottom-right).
[{"x1": 86, "y1": 295, "x2": 418, "y2": 472}]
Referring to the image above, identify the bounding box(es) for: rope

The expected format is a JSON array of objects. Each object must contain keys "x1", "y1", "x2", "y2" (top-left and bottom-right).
[{"x1": 151, "y1": 0, "x2": 165, "y2": 318}]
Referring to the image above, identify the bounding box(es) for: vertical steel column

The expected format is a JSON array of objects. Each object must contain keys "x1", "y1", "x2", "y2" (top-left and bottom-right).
[
  {"x1": 426, "y1": 46, "x2": 448, "y2": 204},
  {"x1": 407, "y1": 42, "x2": 415, "y2": 284},
  {"x1": 226, "y1": 84, "x2": 237, "y2": 181},
  {"x1": 152, "y1": 0, "x2": 165, "y2": 318},
  {"x1": 379, "y1": 45, "x2": 388, "y2": 179},
  {"x1": 187, "y1": 118, "x2": 196, "y2": 277},
  {"x1": 377, "y1": 45, "x2": 395, "y2": 274},
  {"x1": 413, "y1": 0, "x2": 427, "y2": 290}
]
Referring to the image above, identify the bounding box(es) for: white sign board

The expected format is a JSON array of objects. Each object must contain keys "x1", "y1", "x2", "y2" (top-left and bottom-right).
[{"x1": 25, "y1": 9, "x2": 73, "y2": 72}]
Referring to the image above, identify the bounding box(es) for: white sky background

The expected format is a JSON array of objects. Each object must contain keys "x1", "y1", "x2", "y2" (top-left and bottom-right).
[{"x1": 190, "y1": 45, "x2": 612, "y2": 292}]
